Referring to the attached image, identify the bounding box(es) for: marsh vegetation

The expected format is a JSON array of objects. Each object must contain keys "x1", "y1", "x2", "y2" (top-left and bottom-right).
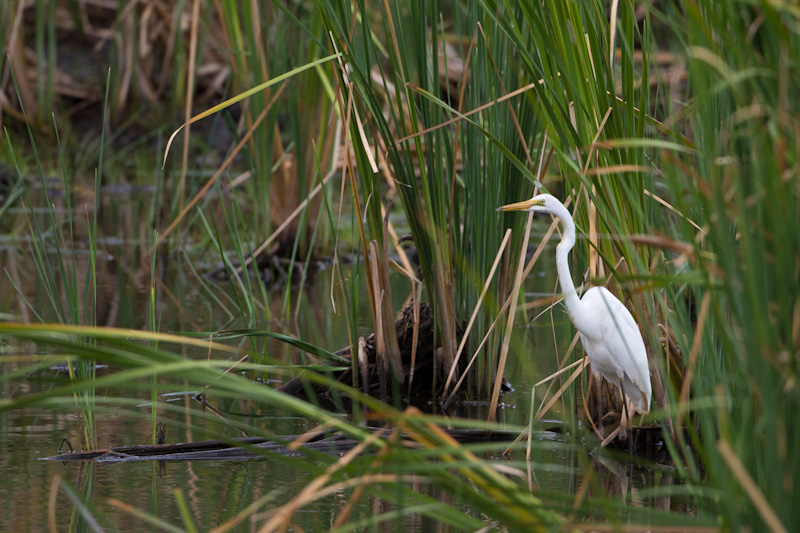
[{"x1": 1, "y1": 0, "x2": 798, "y2": 531}]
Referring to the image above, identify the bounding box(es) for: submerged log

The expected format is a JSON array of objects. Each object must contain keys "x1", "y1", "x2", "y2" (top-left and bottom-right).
[{"x1": 41, "y1": 429, "x2": 518, "y2": 463}]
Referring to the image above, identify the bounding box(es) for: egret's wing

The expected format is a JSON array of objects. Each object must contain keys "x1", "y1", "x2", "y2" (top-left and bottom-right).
[{"x1": 590, "y1": 288, "x2": 652, "y2": 414}]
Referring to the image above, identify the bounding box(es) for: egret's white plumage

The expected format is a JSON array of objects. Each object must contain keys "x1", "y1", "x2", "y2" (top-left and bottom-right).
[{"x1": 498, "y1": 193, "x2": 652, "y2": 416}]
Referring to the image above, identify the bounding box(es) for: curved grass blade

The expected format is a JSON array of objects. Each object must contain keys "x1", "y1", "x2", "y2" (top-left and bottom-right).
[{"x1": 162, "y1": 53, "x2": 341, "y2": 167}]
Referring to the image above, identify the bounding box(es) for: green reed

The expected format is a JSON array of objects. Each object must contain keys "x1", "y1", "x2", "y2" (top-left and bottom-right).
[
  {"x1": 318, "y1": 0, "x2": 539, "y2": 401},
  {"x1": 2, "y1": 0, "x2": 798, "y2": 530},
  {"x1": 491, "y1": 0, "x2": 799, "y2": 529},
  {"x1": 0, "y1": 324, "x2": 709, "y2": 530},
  {"x1": 2, "y1": 67, "x2": 113, "y2": 450},
  {"x1": 653, "y1": 1, "x2": 799, "y2": 529}
]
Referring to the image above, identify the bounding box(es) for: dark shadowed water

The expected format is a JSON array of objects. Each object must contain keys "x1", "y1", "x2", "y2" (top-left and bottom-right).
[{"x1": 0, "y1": 222, "x2": 693, "y2": 531}]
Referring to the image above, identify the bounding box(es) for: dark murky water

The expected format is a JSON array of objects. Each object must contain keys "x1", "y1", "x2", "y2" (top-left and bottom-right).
[{"x1": 0, "y1": 225, "x2": 691, "y2": 530}]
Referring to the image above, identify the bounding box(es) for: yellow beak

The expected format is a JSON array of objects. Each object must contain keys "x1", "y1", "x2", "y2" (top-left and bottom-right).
[{"x1": 496, "y1": 198, "x2": 539, "y2": 212}]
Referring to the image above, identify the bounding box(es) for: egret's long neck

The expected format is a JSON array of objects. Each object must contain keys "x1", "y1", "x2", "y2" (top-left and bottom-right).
[{"x1": 551, "y1": 204, "x2": 585, "y2": 327}]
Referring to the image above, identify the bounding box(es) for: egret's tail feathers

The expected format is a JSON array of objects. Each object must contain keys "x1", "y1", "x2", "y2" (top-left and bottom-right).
[{"x1": 622, "y1": 374, "x2": 650, "y2": 415}]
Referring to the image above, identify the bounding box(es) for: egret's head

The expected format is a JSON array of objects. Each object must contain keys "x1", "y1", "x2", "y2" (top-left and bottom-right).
[{"x1": 496, "y1": 193, "x2": 558, "y2": 214}]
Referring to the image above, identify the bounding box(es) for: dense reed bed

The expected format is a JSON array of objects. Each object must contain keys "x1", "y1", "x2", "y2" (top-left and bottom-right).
[{"x1": 1, "y1": 0, "x2": 797, "y2": 530}]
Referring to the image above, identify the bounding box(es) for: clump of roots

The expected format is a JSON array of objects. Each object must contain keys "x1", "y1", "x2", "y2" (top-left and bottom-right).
[{"x1": 278, "y1": 303, "x2": 475, "y2": 411}]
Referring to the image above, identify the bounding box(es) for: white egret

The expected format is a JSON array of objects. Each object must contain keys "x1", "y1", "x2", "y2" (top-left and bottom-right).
[{"x1": 498, "y1": 193, "x2": 652, "y2": 443}]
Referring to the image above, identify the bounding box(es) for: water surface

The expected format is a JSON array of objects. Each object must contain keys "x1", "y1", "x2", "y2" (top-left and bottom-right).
[{"x1": 0, "y1": 220, "x2": 692, "y2": 530}]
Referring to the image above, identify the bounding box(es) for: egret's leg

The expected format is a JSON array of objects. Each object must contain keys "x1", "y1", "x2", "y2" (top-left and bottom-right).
[
  {"x1": 595, "y1": 378, "x2": 605, "y2": 433},
  {"x1": 620, "y1": 391, "x2": 633, "y2": 459}
]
